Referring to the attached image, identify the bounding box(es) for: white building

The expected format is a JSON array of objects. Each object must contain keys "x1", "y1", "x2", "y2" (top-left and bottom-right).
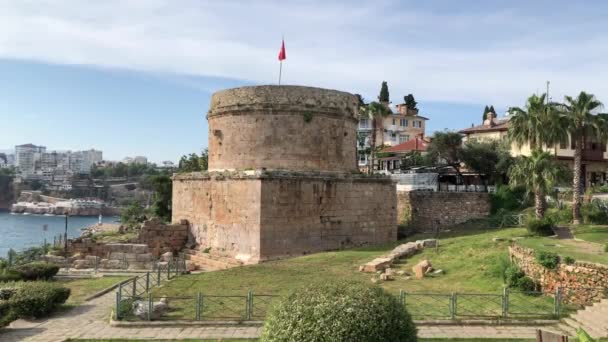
[{"x1": 15, "y1": 144, "x2": 46, "y2": 176}]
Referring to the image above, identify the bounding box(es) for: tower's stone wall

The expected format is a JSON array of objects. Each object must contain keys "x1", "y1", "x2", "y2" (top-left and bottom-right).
[
  {"x1": 208, "y1": 86, "x2": 358, "y2": 173},
  {"x1": 172, "y1": 85, "x2": 397, "y2": 266}
]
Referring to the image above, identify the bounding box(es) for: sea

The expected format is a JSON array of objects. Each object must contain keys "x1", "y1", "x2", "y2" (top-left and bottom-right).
[{"x1": 0, "y1": 209, "x2": 119, "y2": 257}]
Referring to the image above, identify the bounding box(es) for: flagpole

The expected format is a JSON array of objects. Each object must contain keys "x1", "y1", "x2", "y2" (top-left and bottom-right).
[{"x1": 278, "y1": 60, "x2": 283, "y2": 85}]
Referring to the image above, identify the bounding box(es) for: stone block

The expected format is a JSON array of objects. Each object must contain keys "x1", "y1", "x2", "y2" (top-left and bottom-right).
[
  {"x1": 73, "y1": 259, "x2": 90, "y2": 269},
  {"x1": 136, "y1": 253, "x2": 154, "y2": 262},
  {"x1": 413, "y1": 260, "x2": 432, "y2": 279},
  {"x1": 360, "y1": 257, "x2": 393, "y2": 273},
  {"x1": 109, "y1": 252, "x2": 125, "y2": 260}
]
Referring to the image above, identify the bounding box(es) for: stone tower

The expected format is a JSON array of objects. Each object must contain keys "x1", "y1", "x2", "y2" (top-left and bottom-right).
[{"x1": 172, "y1": 85, "x2": 396, "y2": 266}]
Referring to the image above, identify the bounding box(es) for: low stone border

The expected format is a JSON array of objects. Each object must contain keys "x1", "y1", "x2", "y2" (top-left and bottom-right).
[
  {"x1": 108, "y1": 318, "x2": 558, "y2": 328},
  {"x1": 84, "y1": 276, "x2": 137, "y2": 302},
  {"x1": 109, "y1": 318, "x2": 264, "y2": 327}
]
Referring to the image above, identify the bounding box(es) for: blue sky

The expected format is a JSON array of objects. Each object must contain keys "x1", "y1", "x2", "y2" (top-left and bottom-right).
[{"x1": 2, "y1": 0, "x2": 608, "y2": 162}]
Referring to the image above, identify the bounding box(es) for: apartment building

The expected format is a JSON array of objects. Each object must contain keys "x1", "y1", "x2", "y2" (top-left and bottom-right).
[
  {"x1": 459, "y1": 111, "x2": 608, "y2": 188},
  {"x1": 358, "y1": 103, "x2": 428, "y2": 171}
]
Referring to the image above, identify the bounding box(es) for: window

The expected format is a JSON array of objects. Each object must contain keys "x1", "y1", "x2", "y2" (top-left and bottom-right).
[
  {"x1": 412, "y1": 120, "x2": 422, "y2": 128},
  {"x1": 392, "y1": 118, "x2": 396, "y2": 125},
  {"x1": 399, "y1": 135, "x2": 410, "y2": 143},
  {"x1": 559, "y1": 136, "x2": 569, "y2": 149},
  {"x1": 400, "y1": 119, "x2": 408, "y2": 127},
  {"x1": 359, "y1": 119, "x2": 369, "y2": 129}
]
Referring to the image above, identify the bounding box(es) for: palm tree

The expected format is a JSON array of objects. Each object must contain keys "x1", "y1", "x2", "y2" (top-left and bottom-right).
[
  {"x1": 556, "y1": 92, "x2": 606, "y2": 224},
  {"x1": 509, "y1": 150, "x2": 568, "y2": 219},
  {"x1": 359, "y1": 101, "x2": 391, "y2": 174},
  {"x1": 508, "y1": 93, "x2": 565, "y2": 151}
]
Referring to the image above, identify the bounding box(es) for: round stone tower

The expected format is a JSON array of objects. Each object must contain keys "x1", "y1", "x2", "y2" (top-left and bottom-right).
[{"x1": 207, "y1": 85, "x2": 359, "y2": 173}]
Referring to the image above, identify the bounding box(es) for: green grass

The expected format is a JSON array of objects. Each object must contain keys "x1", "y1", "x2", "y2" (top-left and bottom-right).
[
  {"x1": 58, "y1": 276, "x2": 130, "y2": 304},
  {"x1": 145, "y1": 225, "x2": 555, "y2": 321},
  {"x1": 90, "y1": 231, "x2": 138, "y2": 243},
  {"x1": 517, "y1": 236, "x2": 608, "y2": 265},
  {"x1": 571, "y1": 225, "x2": 608, "y2": 244},
  {"x1": 66, "y1": 340, "x2": 536, "y2": 342}
]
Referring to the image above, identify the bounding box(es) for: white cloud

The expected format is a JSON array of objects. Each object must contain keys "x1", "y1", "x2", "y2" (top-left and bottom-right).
[{"x1": 1, "y1": 0, "x2": 608, "y2": 108}]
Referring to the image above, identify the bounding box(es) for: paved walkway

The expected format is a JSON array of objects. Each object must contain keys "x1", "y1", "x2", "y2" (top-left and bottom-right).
[{"x1": 0, "y1": 292, "x2": 549, "y2": 341}]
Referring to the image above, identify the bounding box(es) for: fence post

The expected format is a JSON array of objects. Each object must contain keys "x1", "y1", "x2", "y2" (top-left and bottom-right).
[
  {"x1": 196, "y1": 292, "x2": 202, "y2": 321},
  {"x1": 167, "y1": 262, "x2": 171, "y2": 279},
  {"x1": 554, "y1": 287, "x2": 561, "y2": 318},
  {"x1": 502, "y1": 287, "x2": 509, "y2": 318},
  {"x1": 115, "y1": 291, "x2": 121, "y2": 320},
  {"x1": 132, "y1": 277, "x2": 137, "y2": 297},
  {"x1": 200, "y1": 293, "x2": 204, "y2": 321},
  {"x1": 148, "y1": 293, "x2": 153, "y2": 321},
  {"x1": 246, "y1": 291, "x2": 253, "y2": 320},
  {"x1": 157, "y1": 266, "x2": 161, "y2": 286},
  {"x1": 146, "y1": 272, "x2": 150, "y2": 293},
  {"x1": 399, "y1": 290, "x2": 405, "y2": 306},
  {"x1": 450, "y1": 293, "x2": 457, "y2": 320}
]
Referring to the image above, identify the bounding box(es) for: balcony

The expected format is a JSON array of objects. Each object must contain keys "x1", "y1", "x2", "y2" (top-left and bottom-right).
[{"x1": 582, "y1": 149, "x2": 605, "y2": 161}]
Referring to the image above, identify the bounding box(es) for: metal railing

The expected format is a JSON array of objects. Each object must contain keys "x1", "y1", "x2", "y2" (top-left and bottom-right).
[{"x1": 115, "y1": 286, "x2": 574, "y2": 322}]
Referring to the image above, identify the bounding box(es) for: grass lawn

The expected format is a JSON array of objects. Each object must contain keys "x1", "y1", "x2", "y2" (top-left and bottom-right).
[
  {"x1": 144, "y1": 224, "x2": 556, "y2": 320},
  {"x1": 517, "y1": 225, "x2": 608, "y2": 265},
  {"x1": 59, "y1": 276, "x2": 131, "y2": 304},
  {"x1": 66, "y1": 339, "x2": 536, "y2": 342}
]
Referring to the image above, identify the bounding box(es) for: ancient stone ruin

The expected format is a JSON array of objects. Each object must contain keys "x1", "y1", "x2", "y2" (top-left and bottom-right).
[{"x1": 172, "y1": 85, "x2": 397, "y2": 267}]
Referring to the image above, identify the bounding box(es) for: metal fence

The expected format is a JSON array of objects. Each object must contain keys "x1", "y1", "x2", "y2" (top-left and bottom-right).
[
  {"x1": 115, "y1": 287, "x2": 572, "y2": 322},
  {"x1": 488, "y1": 214, "x2": 524, "y2": 228}
]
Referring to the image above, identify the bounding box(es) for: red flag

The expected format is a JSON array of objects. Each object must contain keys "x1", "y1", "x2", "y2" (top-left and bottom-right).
[{"x1": 278, "y1": 39, "x2": 286, "y2": 61}]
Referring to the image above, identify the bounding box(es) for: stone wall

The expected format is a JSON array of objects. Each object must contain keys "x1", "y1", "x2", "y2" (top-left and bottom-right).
[
  {"x1": 136, "y1": 218, "x2": 189, "y2": 256},
  {"x1": 397, "y1": 191, "x2": 490, "y2": 232},
  {"x1": 172, "y1": 171, "x2": 396, "y2": 263},
  {"x1": 207, "y1": 86, "x2": 359, "y2": 173},
  {"x1": 509, "y1": 245, "x2": 608, "y2": 305}
]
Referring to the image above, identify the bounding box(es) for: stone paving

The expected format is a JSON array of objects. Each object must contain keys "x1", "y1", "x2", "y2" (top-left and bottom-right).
[{"x1": 0, "y1": 291, "x2": 549, "y2": 341}]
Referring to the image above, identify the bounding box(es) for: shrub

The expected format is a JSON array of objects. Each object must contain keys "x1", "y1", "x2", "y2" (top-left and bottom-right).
[
  {"x1": 261, "y1": 282, "x2": 417, "y2": 342},
  {"x1": 14, "y1": 262, "x2": 59, "y2": 281},
  {"x1": 536, "y1": 251, "x2": 560, "y2": 269},
  {"x1": 0, "y1": 270, "x2": 23, "y2": 283},
  {"x1": 581, "y1": 201, "x2": 608, "y2": 225},
  {"x1": 117, "y1": 297, "x2": 138, "y2": 320},
  {"x1": 605, "y1": 243, "x2": 608, "y2": 253},
  {"x1": 516, "y1": 277, "x2": 538, "y2": 292},
  {"x1": 0, "y1": 300, "x2": 16, "y2": 328},
  {"x1": 526, "y1": 218, "x2": 555, "y2": 236},
  {"x1": 488, "y1": 253, "x2": 511, "y2": 282},
  {"x1": 490, "y1": 185, "x2": 529, "y2": 214},
  {"x1": 0, "y1": 287, "x2": 17, "y2": 300},
  {"x1": 563, "y1": 256, "x2": 576, "y2": 265},
  {"x1": 545, "y1": 206, "x2": 573, "y2": 224},
  {"x1": 7, "y1": 282, "x2": 70, "y2": 318}
]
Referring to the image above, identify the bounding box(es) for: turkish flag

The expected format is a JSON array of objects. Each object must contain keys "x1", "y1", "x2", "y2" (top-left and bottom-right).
[{"x1": 278, "y1": 39, "x2": 286, "y2": 61}]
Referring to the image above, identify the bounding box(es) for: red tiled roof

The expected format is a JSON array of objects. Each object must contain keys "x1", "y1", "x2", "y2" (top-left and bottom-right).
[
  {"x1": 382, "y1": 137, "x2": 428, "y2": 153},
  {"x1": 459, "y1": 119, "x2": 509, "y2": 134}
]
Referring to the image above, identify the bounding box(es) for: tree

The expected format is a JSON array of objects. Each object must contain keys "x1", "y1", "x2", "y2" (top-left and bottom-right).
[
  {"x1": 404, "y1": 94, "x2": 418, "y2": 111},
  {"x1": 425, "y1": 131, "x2": 463, "y2": 166},
  {"x1": 378, "y1": 81, "x2": 390, "y2": 103},
  {"x1": 460, "y1": 140, "x2": 513, "y2": 185},
  {"x1": 509, "y1": 150, "x2": 568, "y2": 219},
  {"x1": 508, "y1": 93, "x2": 564, "y2": 151},
  {"x1": 399, "y1": 151, "x2": 427, "y2": 170},
  {"x1": 178, "y1": 150, "x2": 209, "y2": 172},
  {"x1": 120, "y1": 201, "x2": 148, "y2": 230},
  {"x1": 483, "y1": 105, "x2": 490, "y2": 121},
  {"x1": 556, "y1": 92, "x2": 607, "y2": 224},
  {"x1": 489, "y1": 105, "x2": 496, "y2": 114},
  {"x1": 359, "y1": 101, "x2": 391, "y2": 174},
  {"x1": 149, "y1": 174, "x2": 172, "y2": 222}
]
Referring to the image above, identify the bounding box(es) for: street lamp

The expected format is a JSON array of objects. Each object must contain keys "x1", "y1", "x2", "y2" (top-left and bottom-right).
[{"x1": 64, "y1": 214, "x2": 69, "y2": 256}]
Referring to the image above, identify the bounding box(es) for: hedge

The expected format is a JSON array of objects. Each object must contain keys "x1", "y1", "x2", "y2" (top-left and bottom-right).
[
  {"x1": 14, "y1": 262, "x2": 59, "y2": 281},
  {"x1": 4, "y1": 282, "x2": 70, "y2": 319},
  {"x1": 261, "y1": 281, "x2": 417, "y2": 342}
]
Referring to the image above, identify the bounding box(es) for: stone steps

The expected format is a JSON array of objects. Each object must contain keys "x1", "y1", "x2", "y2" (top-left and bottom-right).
[
  {"x1": 184, "y1": 250, "x2": 243, "y2": 271},
  {"x1": 559, "y1": 299, "x2": 608, "y2": 338}
]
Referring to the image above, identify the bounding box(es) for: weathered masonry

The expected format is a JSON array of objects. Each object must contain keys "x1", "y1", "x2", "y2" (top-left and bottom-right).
[{"x1": 172, "y1": 86, "x2": 397, "y2": 266}]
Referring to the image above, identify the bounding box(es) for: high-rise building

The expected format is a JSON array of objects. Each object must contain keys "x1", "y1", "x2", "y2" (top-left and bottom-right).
[{"x1": 15, "y1": 144, "x2": 46, "y2": 175}]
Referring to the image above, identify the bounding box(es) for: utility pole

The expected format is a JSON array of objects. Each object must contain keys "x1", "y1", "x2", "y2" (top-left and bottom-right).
[
  {"x1": 546, "y1": 81, "x2": 550, "y2": 104},
  {"x1": 64, "y1": 214, "x2": 69, "y2": 256}
]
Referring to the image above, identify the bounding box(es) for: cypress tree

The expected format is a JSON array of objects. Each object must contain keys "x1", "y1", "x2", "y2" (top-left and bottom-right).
[
  {"x1": 378, "y1": 81, "x2": 389, "y2": 103},
  {"x1": 483, "y1": 105, "x2": 490, "y2": 121}
]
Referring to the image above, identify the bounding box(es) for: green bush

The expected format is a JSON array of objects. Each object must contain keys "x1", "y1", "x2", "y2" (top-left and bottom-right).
[
  {"x1": 14, "y1": 262, "x2": 59, "y2": 281},
  {"x1": 504, "y1": 265, "x2": 537, "y2": 291},
  {"x1": 545, "y1": 206, "x2": 573, "y2": 224},
  {"x1": 0, "y1": 270, "x2": 23, "y2": 283},
  {"x1": 488, "y1": 253, "x2": 511, "y2": 282},
  {"x1": 0, "y1": 287, "x2": 17, "y2": 300},
  {"x1": 490, "y1": 185, "x2": 529, "y2": 214},
  {"x1": 0, "y1": 300, "x2": 16, "y2": 328},
  {"x1": 7, "y1": 282, "x2": 70, "y2": 318},
  {"x1": 604, "y1": 243, "x2": 608, "y2": 253},
  {"x1": 516, "y1": 277, "x2": 538, "y2": 292},
  {"x1": 536, "y1": 251, "x2": 560, "y2": 269},
  {"x1": 117, "y1": 297, "x2": 138, "y2": 319},
  {"x1": 261, "y1": 282, "x2": 417, "y2": 342},
  {"x1": 526, "y1": 218, "x2": 555, "y2": 236},
  {"x1": 563, "y1": 256, "x2": 576, "y2": 265},
  {"x1": 581, "y1": 201, "x2": 608, "y2": 225}
]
